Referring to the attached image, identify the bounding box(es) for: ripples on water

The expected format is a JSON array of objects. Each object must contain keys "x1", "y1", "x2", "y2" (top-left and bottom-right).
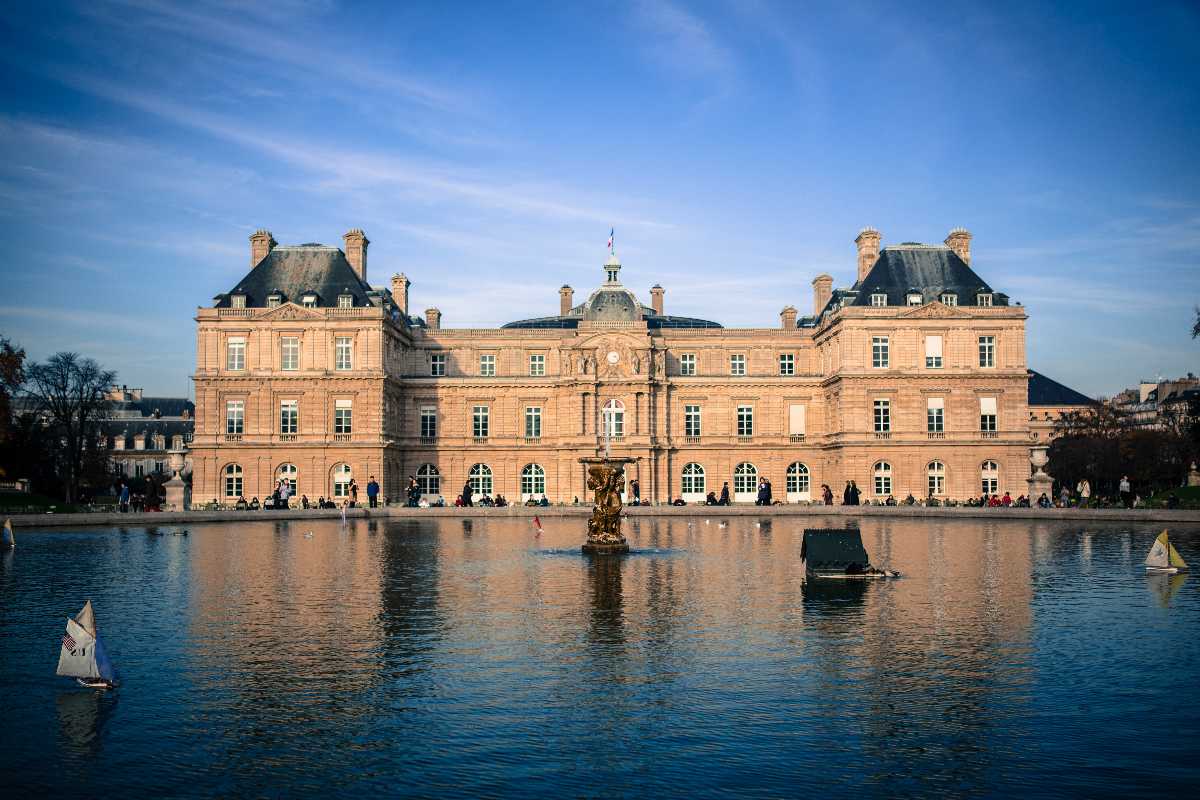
[{"x1": 1, "y1": 517, "x2": 1198, "y2": 797}]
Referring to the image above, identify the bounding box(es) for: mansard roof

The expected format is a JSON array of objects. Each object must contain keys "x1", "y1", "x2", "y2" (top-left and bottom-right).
[
  {"x1": 214, "y1": 244, "x2": 378, "y2": 309},
  {"x1": 1028, "y1": 370, "x2": 1096, "y2": 407},
  {"x1": 850, "y1": 245, "x2": 1008, "y2": 307}
]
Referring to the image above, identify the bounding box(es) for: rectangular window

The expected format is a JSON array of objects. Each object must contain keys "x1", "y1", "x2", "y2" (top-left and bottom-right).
[
  {"x1": 267, "y1": 296, "x2": 281, "y2": 309},
  {"x1": 231, "y1": 294, "x2": 246, "y2": 309},
  {"x1": 872, "y1": 336, "x2": 889, "y2": 368},
  {"x1": 870, "y1": 293, "x2": 887, "y2": 307},
  {"x1": 226, "y1": 337, "x2": 245, "y2": 371},
  {"x1": 980, "y1": 397, "x2": 997, "y2": 432},
  {"x1": 684, "y1": 405, "x2": 701, "y2": 437},
  {"x1": 977, "y1": 293, "x2": 993, "y2": 307},
  {"x1": 779, "y1": 353, "x2": 794, "y2": 375},
  {"x1": 473, "y1": 405, "x2": 489, "y2": 438},
  {"x1": 979, "y1": 335, "x2": 995, "y2": 368},
  {"x1": 941, "y1": 293, "x2": 958, "y2": 306},
  {"x1": 226, "y1": 400, "x2": 244, "y2": 434},
  {"x1": 680, "y1": 353, "x2": 696, "y2": 376},
  {"x1": 925, "y1": 335, "x2": 943, "y2": 368},
  {"x1": 730, "y1": 354, "x2": 746, "y2": 376},
  {"x1": 873, "y1": 399, "x2": 891, "y2": 433},
  {"x1": 788, "y1": 404, "x2": 806, "y2": 436},
  {"x1": 335, "y1": 337, "x2": 353, "y2": 370},
  {"x1": 420, "y1": 407, "x2": 437, "y2": 438},
  {"x1": 302, "y1": 295, "x2": 316, "y2": 308},
  {"x1": 737, "y1": 405, "x2": 754, "y2": 436},
  {"x1": 334, "y1": 399, "x2": 352, "y2": 434},
  {"x1": 337, "y1": 294, "x2": 352, "y2": 308},
  {"x1": 927, "y1": 397, "x2": 944, "y2": 432},
  {"x1": 479, "y1": 354, "x2": 495, "y2": 377},
  {"x1": 529, "y1": 354, "x2": 545, "y2": 377},
  {"x1": 430, "y1": 353, "x2": 446, "y2": 376},
  {"x1": 525, "y1": 406, "x2": 542, "y2": 438},
  {"x1": 281, "y1": 336, "x2": 299, "y2": 371},
  {"x1": 280, "y1": 400, "x2": 298, "y2": 434},
  {"x1": 135, "y1": 463, "x2": 144, "y2": 477}
]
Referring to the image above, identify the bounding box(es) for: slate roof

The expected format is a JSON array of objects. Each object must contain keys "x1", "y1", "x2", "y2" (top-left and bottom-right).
[
  {"x1": 101, "y1": 419, "x2": 194, "y2": 449},
  {"x1": 214, "y1": 245, "x2": 378, "y2": 309},
  {"x1": 1028, "y1": 370, "x2": 1096, "y2": 407},
  {"x1": 850, "y1": 245, "x2": 1008, "y2": 307},
  {"x1": 502, "y1": 312, "x2": 723, "y2": 330}
]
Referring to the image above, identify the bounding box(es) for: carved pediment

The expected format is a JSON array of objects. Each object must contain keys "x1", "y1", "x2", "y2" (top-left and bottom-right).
[
  {"x1": 897, "y1": 301, "x2": 970, "y2": 319},
  {"x1": 570, "y1": 332, "x2": 651, "y2": 378},
  {"x1": 262, "y1": 302, "x2": 322, "y2": 320}
]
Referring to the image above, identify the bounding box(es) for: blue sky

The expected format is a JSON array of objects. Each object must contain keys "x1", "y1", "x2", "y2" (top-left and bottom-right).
[{"x1": 0, "y1": 0, "x2": 1197, "y2": 397}]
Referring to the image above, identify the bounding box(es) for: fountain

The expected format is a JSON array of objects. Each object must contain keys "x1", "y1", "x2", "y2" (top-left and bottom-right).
[{"x1": 579, "y1": 456, "x2": 634, "y2": 555}]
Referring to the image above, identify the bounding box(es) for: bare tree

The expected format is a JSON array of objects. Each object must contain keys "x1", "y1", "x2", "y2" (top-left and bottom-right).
[{"x1": 22, "y1": 353, "x2": 115, "y2": 502}]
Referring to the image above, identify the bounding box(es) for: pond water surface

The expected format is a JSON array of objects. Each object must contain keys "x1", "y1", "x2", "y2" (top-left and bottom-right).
[{"x1": 1, "y1": 516, "x2": 1198, "y2": 797}]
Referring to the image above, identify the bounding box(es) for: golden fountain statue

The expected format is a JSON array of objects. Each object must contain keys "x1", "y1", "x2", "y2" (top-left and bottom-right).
[{"x1": 580, "y1": 457, "x2": 634, "y2": 555}]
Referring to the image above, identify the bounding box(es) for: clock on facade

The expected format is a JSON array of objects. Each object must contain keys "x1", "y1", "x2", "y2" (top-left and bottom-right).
[{"x1": 606, "y1": 350, "x2": 620, "y2": 364}]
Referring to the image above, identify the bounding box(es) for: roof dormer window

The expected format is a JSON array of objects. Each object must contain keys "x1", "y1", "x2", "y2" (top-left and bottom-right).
[
  {"x1": 337, "y1": 294, "x2": 353, "y2": 309},
  {"x1": 977, "y1": 293, "x2": 993, "y2": 307},
  {"x1": 940, "y1": 293, "x2": 958, "y2": 306},
  {"x1": 267, "y1": 291, "x2": 283, "y2": 308},
  {"x1": 870, "y1": 293, "x2": 887, "y2": 307},
  {"x1": 302, "y1": 293, "x2": 317, "y2": 308},
  {"x1": 906, "y1": 292, "x2": 923, "y2": 306},
  {"x1": 230, "y1": 293, "x2": 246, "y2": 309}
]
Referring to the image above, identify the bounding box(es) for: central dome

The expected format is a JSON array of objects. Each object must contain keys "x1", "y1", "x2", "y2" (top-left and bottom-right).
[{"x1": 582, "y1": 285, "x2": 642, "y2": 321}]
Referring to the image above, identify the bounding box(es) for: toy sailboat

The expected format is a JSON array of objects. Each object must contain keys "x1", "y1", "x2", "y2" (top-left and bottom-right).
[
  {"x1": 56, "y1": 600, "x2": 117, "y2": 690},
  {"x1": 1145, "y1": 530, "x2": 1189, "y2": 574},
  {"x1": 1, "y1": 518, "x2": 13, "y2": 549}
]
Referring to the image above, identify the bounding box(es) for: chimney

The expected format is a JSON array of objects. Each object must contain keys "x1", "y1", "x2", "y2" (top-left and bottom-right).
[
  {"x1": 945, "y1": 227, "x2": 972, "y2": 264},
  {"x1": 249, "y1": 229, "x2": 276, "y2": 266},
  {"x1": 425, "y1": 307, "x2": 441, "y2": 329},
  {"x1": 343, "y1": 228, "x2": 369, "y2": 281},
  {"x1": 780, "y1": 305, "x2": 797, "y2": 329},
  {"x1": 855, "y1": 227, "x2": 881, "y2": 283},
  {"x1": 559, "y1": 285, "x2": 574, "y2": 316},
  {"x1": 812, "y1": 274, "x2": 834, "y2": 317},
  {"x1": 650, "y1": 284, "x2": 665, "y2": 316},
  {"x1": 391, "y1": 273, "x2": 410, "y2": 316}
]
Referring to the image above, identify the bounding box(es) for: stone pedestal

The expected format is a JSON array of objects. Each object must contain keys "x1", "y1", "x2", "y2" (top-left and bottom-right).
[
  {"x1": 1188, "y1": 463, "x2": 1200, "y2": 488},
  {"x1": 1028, "y1": 445, "x2": 1054, "y2": 499},
  {"x1": 163, "y1": 475, "x2": 188, "y2": 511},
  {"x1": 580, "y1": 456, "x2": 635, "y2": 555}
]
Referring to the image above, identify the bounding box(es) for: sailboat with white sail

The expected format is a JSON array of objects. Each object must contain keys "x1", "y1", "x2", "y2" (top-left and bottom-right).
[
  {"x1": 1, "y1": 518, "x2": 13, "y2": 549},
  {"x1": 1145, "y1": 530, "x2": 1189, "y2": 574},
  {"x1": 56, "y1": 600, "x2": 117, "y2": 690}
]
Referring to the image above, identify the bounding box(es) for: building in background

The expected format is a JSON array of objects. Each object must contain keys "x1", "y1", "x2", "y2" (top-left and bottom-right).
[
  {"x1": 101, "y1": 385, "x2": 194, "y2": 481},
  {"x1": 1027, "y1": 371, "x2": 1098, "y2": 441},
  {"x1": 191, "y1": 227, "x2": 1089, "y2": 505},
  {"x1": 1108, "y1": 374, "x2": 1200, "y2": 430}
]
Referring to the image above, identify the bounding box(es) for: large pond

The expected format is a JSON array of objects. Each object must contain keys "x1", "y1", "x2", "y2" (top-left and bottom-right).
[{"x1": 1, "y1": 516, "x2": 1198, "y2": 797}]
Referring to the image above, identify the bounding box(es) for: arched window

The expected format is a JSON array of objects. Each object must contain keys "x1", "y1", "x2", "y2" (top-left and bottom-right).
[
  {"x1": 416, "y1": 464, "x2": 440, "y2": 496},
  {"x1": 681, "y1": 462, "x2": 706, "y2": 499},
  {"x1": 521, "y1": 464, "x2": 546, "y2": 499},
  {"x1": 981, "y1": 460, "x2": 999, "y2": 495},
  {"x1": 873, "y1": 461, "x2": 892, "y2": 496},
  {"x1": 223, "y1": 463, "x2": 243, "y2": 498},
  {"x1": 332, "y1": 463, "x2": 352, "y2": 497},
  {"x1": 277, "y1": 463, "x2": 297, "y2": 495},
  {"x1": 927, "y1": 460, "x2": 945, "y2": 496},
  {"x1": 733, "y1": 462, "x2": 757, "y2": 501},
  {"x1": 786, "y1": 462, "x2": 810, "y2": 501},
  {"x1": 602, "y1": 399, "x2": 625, "y2": 438},
  {"x1": 469, "y1": 463, "x2": 493, "y2": 498}
]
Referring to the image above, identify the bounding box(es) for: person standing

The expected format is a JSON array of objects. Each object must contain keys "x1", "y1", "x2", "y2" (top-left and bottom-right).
[
  {"x1": 462, "y1": 479, "x2": 474, "y2": 507},
  {"x1": 1059, "y1": 485, "x2": 1070, "y2": 507},
  {"x1": 849, "y1": 480, "x2": 861, "y2": 506},
  {"x1": 842, "y1": 481, "x2": 852, "y2": 505},
  {"x1": 630, "y1": 478, "x2": 640, "y2": 505},
  {"x1": 366, "y1": 475, "x2": 379, "y2": 508},
  {"x1": 822, "y1": 484, "x2": 833, "y2": 505},
  {"x1": 719, "y1": 482, "x2": 730, "y2": 506},
  {"x1": 278, "y1": 477, "x2": 291, "y2": 510},
  {"x1": 119, "y1": 482, "x2": 130, "y2": 513},
  {"x1": 762, "y1": 478, "x2": 773, "y2": 505},
  {"x1": 1119, "y1": 475, "x2": 1132, "y2": 509},
  {"x1": 349, "y1": 478, "x2": 359, "y2": 507},
  {"x1": 1076, "y1": 478, "x2": 1091, "y2": 508}
]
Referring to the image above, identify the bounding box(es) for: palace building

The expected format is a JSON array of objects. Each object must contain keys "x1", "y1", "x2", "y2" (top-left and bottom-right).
[{"x1": 191, "y1": 226, "x2": 1075, "y2": 506}]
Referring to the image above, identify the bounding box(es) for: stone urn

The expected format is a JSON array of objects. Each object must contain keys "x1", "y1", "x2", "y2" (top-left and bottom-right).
[{"x1": 1028, "y1": 445, "x2": 1053, "y2": 499}]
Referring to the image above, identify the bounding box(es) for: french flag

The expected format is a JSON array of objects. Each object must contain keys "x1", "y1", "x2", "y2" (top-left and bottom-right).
[{"x1": 607, "y1": 228, "x2": 613, "y2": 252}]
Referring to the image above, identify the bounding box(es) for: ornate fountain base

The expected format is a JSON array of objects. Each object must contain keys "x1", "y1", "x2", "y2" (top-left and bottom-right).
[{"x1": 580, "y1": 456, "x2": 635, "y2": 557}]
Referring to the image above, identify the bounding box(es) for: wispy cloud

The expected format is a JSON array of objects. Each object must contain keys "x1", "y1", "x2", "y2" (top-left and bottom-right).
[{"x1": 629, "y1": 1, "x2": 736, "y2": 94}]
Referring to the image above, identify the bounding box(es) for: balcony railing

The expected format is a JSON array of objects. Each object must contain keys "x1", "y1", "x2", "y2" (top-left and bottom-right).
[
  {"x1": 334, "y1": 433, "x2": 352, "y2": 442},
  {"x1": 874, "y1": 431, "x2": 892, "y2": 440},
  {"x1": 684, "y1": 435, "x2": 701, "y2": 444},
  {"x1": 524, "y1": 436, "x2": 541, "y2": 444},
  {"x1": 279, "y1": 434, "x2": 297, "y2": 442},
  {"x1": 980, "y1": 431, "x2": 999, "y2": 439},
  {"x1": 790, "y1": 434, "x2": 805, "y2": 443},
  {"x1": 927, "y1": 432, "x2": 945, "y2": 440},
  {"x1": 420, "y1": 436, "x2": 436, "y2": 445},
  {"x1": 473, "y1": 436, "x2": 489, "y2": 444},
  {"x1": 224, "y1": 434, "x2": 242, "y2": 443},
  {"x1": 737, "y1": 435, "x2": 753, "y2": 444}
]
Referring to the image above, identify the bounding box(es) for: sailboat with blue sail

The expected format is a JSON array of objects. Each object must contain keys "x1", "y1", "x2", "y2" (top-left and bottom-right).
[{"x1": 56, "y1": 600, "x2": 117, "y2": 690}]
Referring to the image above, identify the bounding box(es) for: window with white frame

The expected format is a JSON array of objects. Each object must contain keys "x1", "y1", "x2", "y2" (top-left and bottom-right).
[
  {"x1": 979, "y1": 335, "x2": 995, "y2": 368},
  {"x1": 525, "y1": 406, "x2": 542, "y2": 438},
  {"x1": 779, "y1": 353, "x2": 794, "y2": 375},
  {"x1": 430, "y1": 353, "x2": 446, "y2": 376},
  {"x1": 267, "y1": 295, "x2": 281, "y2": 308},
  {"x1": 469, "y1": 463, "x2": 492, "y2": 497},
  {"x1": 927, "y1": 397, "x2": 944, "y2": 432},
  {"x1": 280, "y1": 400, "x2": 298, "y2": 434},
  {"x1": 941, "y1": 293, "x2": 958, "y2": 306},
  {"x1": 789, "y1": 404, "x2": 806, "y2": 438},
  {"x1": 786, "y1": 462, "x2": 810, "y2": 498},
  {"x1": 925, "y1": 334, "x2": 943, "y2": 368},
  {"x1": 521, "y1": 464, "x2": 546, "y2": 499},
  {"x1": 278, "y1": 463, "x2": 298, "y2": 495},
  {"x1": 602, "y1": 399, "x2": 624, "y2": 437},
  {"x1": 479, "y1": 354, "x2": 496, "y2": 376},
  {"x1": 223, "y1": 464, "x2": 243, "y2": 498},
  {"x1": 473, "y1": 405, "x2": 489, "y2": 438},
  {"x1": 980, "y1": 397, "x2": 997, "y2": 432},
  {"x1": 733, "y1": 462, "x2": 758, "y2": 497},
  {"x1": 872, "y1": 336, "x2": 889, "y2": 368},
  {"x1": 684, "y1": 405, "x2": 701, "y2": 437},
  {"x1": 420, "y1": 407, "x2": 437, "y2": 438},
  {"x1": 417, "y1": 464, "x2": 440, "y2": 495},
  {"x1": 226, "y1": 337, "x2": 246, "y2": 371},
  {"x1": 332, "y1": 463, "x2": 352, "y2": 497},
  {"x1": 981, "y1": 460, "x2": 999, "y2": 495},
  {"x1": 230, "y1": 294, "x2": 246, "y2": 309},
  {"x1": 730, "y1": 354, "x2": 746, "y2": 376},
  {"x1": 907, "y1": 292, "x2": 923, "y2": 306},
  {"x1": 529, "y1": 354, "x2": 545, "y2": 376},
  {"x1": 737, "y1": 405, "x2": 754, "y2": 437},
  {"x1": 870, "y1": 293, "x2": 887, "y2": 307},
  {"x1": 334, "y1": 399, "x2": 353, "y2": 434},
  {"x1": 977, "y1": 293, "x2": 993, "y2": 307},
  {"x1": 301, "y1": 294, "x2": 317, "y2": 308},
  {"x1": 335, "y1": 337, "x2": 353, "y2": 370},
  {"x1": 873, "y1": 461, "x2": 892, "y2": 496},
  {"x1": 281, "y1": 336, "x2": 299, "y2": 371},
  {"x1": 874, "y1": 399, "x2": 891, "y2": 432},
  {"x1": 927, "y1": 461, "x2": 945, "y2": 496},
  {"x1": 681, "y1": 463, "x2": 706, "y2": 497},
  {"x1": 680, "y1": 353, "x2": 696, "y2": 376},
  {"x1": 226, "y1": 400, "x2": 244, "y2": 434},
  {"x1": 337, "y1": 294, "x2": 353, "y2": 308}
]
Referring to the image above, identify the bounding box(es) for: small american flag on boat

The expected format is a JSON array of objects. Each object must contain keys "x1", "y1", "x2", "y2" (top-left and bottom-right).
[{"x1": 62, "y1": 633, "x2": 78, "y2": 654}]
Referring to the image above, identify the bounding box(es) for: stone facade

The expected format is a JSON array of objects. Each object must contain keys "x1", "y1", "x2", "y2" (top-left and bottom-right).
[{"x1": 192, "y1": 227, "x2": 1045, "y2": 506}]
